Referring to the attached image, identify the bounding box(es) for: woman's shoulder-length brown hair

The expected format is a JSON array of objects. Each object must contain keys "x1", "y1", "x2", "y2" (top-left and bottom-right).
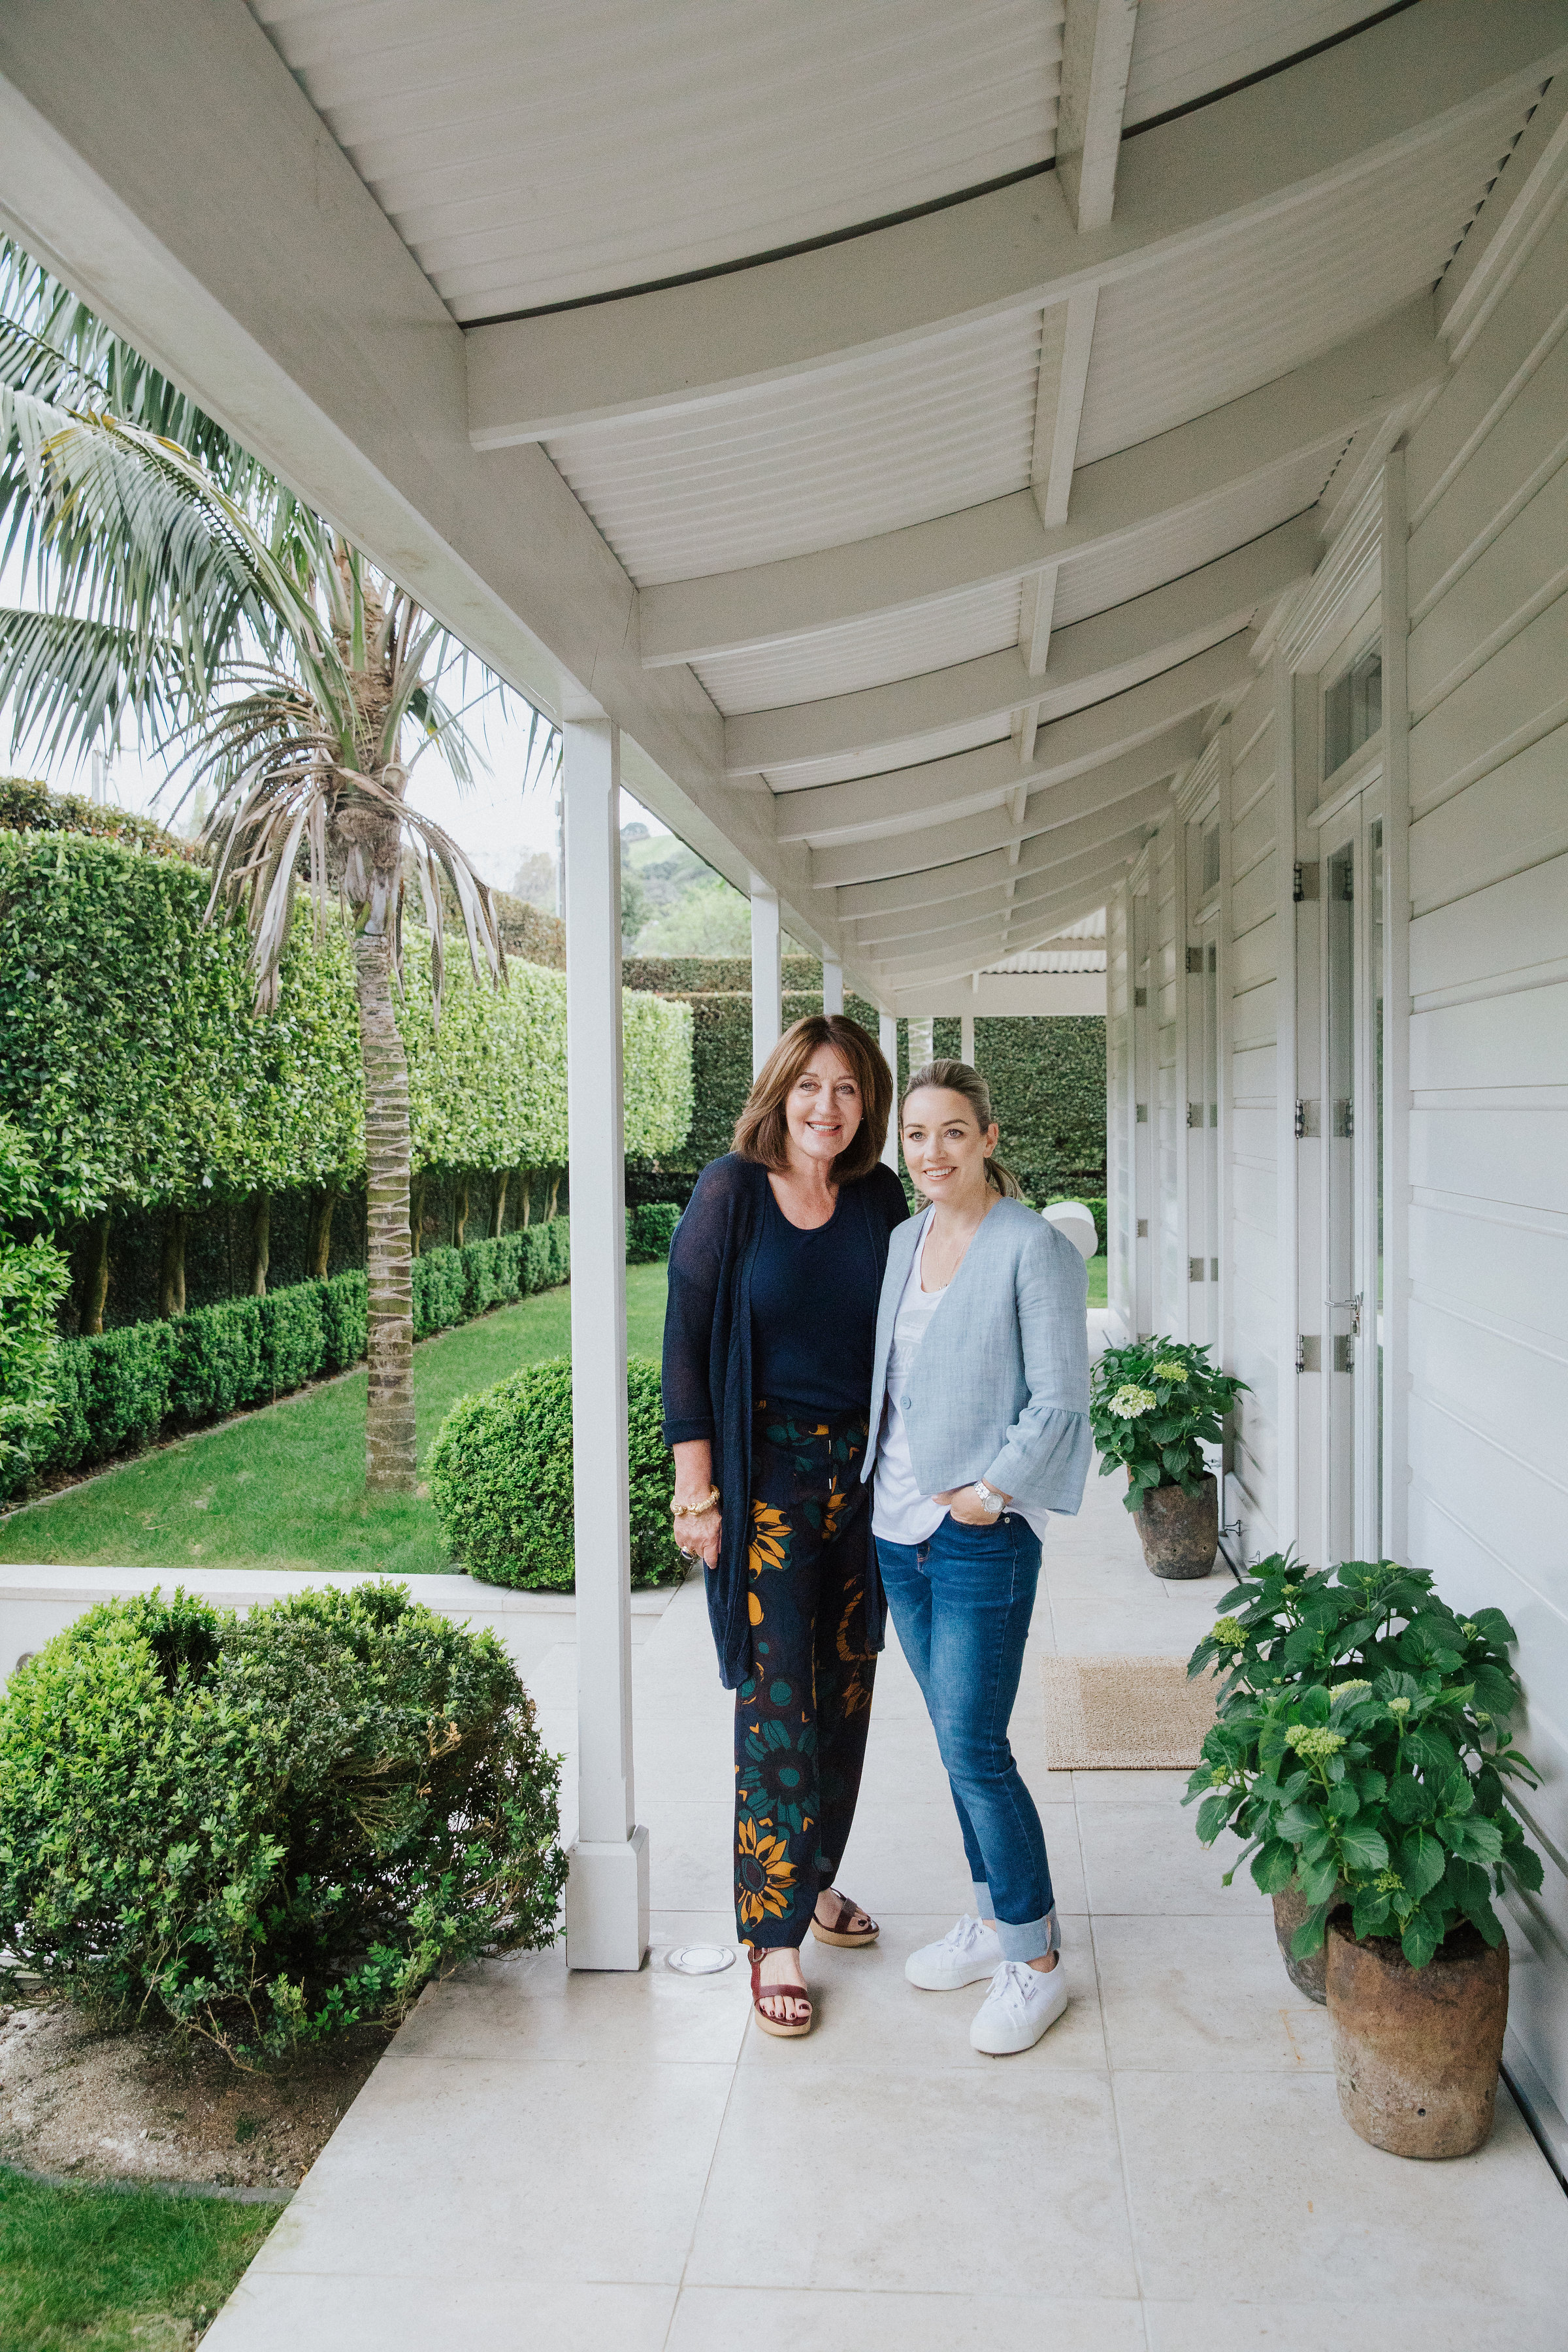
[{"x1": 732, "y1": 1013, "x2": 892, "y2": 1183}]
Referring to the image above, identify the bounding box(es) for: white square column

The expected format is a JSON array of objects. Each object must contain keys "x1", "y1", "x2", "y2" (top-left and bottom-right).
[
  {"x1": 907, "y1": 1016, "x2": 934, "y2": 1071},
  {"x1": 750, "y1": 872, "x2": 783, "y2": 1075},
  {"x1": 561, "y1": 714, "x2": 647, "y2": 1971},
  {"x1": 960, "y1": 1013, "x2": 976, "y2": 1066},
  {"x1": 879, "y1": 1012, "x2": 900, "y2": 1168},
  {"x1": 822, "y1": 956, "x2": 843, "y2": 1016}
]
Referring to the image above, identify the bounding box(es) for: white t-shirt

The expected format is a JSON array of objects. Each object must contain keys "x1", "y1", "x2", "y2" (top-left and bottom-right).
[{"x1": 872, "y1": 1213, "x2": 1050, "y2": 1548}]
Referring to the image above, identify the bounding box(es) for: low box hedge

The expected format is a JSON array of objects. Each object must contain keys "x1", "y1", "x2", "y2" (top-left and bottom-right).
[
  {"x1": 627, "y1": 1202, "x2": 679, "y2": 1262},
  {"x1": 0, "y1": 1582, "x2": 568, "y2": 2059},
  {"x1": 319, "y1": 1267, "x2": 368, "y2": 1370},
  {"x1": 258, "y1": 1281, "x2": 327, "y2": 1394},
  {"x1": 168, "y1": 1298, "x2": 262, "y2": 1422},
  {"x1": 429, "y1": 1355, "x2": 683, "y2": 1593}
]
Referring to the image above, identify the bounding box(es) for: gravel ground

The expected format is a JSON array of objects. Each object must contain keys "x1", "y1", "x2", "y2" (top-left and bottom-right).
[{"x1": 0, "y1": 1999, "x2": 385, "y2": 2192}]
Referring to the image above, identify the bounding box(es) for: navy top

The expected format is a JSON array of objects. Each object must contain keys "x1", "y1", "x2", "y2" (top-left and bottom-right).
[
  {"x1": 662, "y1": 1153, "x2": 909, "y2": 1688},
  {"x1": 749, "y1": 1185, "x2": 880, "y2": 1413}
]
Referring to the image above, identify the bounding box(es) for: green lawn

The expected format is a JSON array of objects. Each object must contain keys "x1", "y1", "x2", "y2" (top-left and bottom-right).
[
  {"x1": 0, "y1": 1265, "x2": 669, "y2": 1578},
  {"x1": 0, "y1": 2167, "x2": 274, "y2": 2350},
  {"x1": 1086, "y1": 1252, "x2": 1107, "y2": 1308}
]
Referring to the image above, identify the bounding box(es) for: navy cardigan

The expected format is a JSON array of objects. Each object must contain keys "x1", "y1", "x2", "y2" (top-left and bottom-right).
[{"x1": 661, "y1": 1152, "x2": 909, "y2": 1690}]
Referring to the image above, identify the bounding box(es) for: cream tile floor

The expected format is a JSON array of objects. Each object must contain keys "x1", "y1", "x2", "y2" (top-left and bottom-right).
[{"x1": 207, "y1": 1471, "x2": 1568, "y2": 2350}]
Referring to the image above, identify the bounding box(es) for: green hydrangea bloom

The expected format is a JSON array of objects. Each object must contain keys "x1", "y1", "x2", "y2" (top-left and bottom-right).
[
  {"x1": 1386, "y1": 1697, "x2": 1412, "y2": 1718},
  {"x1": 1151, "y1": 1360, "x2": 1189, "y2": 1382},
  {"x1": 1107, "y1": 1383, "x2": 1158, "y2": 1419},
  {"x1": 1211, "y1": 1618, "x2": 1247, "y2": 1649},
  {"x1": 1284, "y1": 1725, "x2": 1347, "y2": 1762}
]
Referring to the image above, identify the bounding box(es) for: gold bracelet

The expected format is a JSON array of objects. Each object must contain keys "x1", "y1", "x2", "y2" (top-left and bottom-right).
[{"x1": 672, "y1": 1485, "x2": 720, "y2": 1518}]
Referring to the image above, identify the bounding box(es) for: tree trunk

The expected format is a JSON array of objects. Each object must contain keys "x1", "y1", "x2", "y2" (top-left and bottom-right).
[
  {"x1": 410, "y1": 1172, "x2": 427, "y2": 1259},
  {"x1": 547, "y1": 1169, "x2": 561, "y2": 1221},
  {"x1": 453, "y1": 1175, "x2": 470, "y2": 1249},
  {"x1": 82, "y1": 1212, "x2": 110, "y2": 1336},
  {"x1": 520, "y1": 1171, "x2": 531, "y2": 1227},
  {"x1": 353, "y1": 928, "x2": 416, "y2": 1493},
  {"x1": 249, "y1": 1193, "x2": 270, "y2": 1298},
  {"x1": 307, "y1": 1184, "x2": 338, "y2": 1279},
  {"x1": 491, "y1": 1170, "x2": 508, "y2": 1238},
  {"x1": 158, "y1": 1207, "x2": 188, "y2": 1318}
]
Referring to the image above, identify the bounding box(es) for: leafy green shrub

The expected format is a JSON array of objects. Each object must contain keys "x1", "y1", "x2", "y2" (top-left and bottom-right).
[
  {"x1": 1090, "y1": 1335, "x2": 1246, "y2": 1509},
  {"x1": 549, "y1": 1215, "x2": 571, "y2": 1285},
  {"x1": 627, "y1": 1203, "x2": 679, "y2": 1262},
  {"x1": 0, "y1": 1116, "x2": 70, "y2": 1492},
  {"x1": 493, "y1": 1228, "x2": 524, "y2": 1301},
  {"x1": 1186, "y1": 1555, "x2": 1544, "y2": 1969},
  {"x1": 429, "y1": 1356, "x2": 681, "y2": 1592},
  {"x1": 79, "y1": 1322, "x2": 176, "y2": 1460},
  {"x1": 460, "y1": 1235, "x2": 502, "y2": 1316},
  {"x1": 167, "y1": 1298, "x2": 262, "y2": 1422},
  {"x1": 257, "y1": 1283, "x2": 327, "y2": 1394},
  {"x1": 0, "y1": 1583, "x2": 567, "y2": 2059},
  {"x1": 412, "y1": 1247, "x2": 467, "y2": 1338},
  {"x1": 318, "y1": 1268, "x2": 367, "y2": 1369}
]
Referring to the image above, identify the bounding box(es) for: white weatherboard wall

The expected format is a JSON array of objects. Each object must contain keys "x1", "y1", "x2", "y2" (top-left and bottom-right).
[{"x1": 1399, "y1": 218, "x2": 1568, "y2": 2117}]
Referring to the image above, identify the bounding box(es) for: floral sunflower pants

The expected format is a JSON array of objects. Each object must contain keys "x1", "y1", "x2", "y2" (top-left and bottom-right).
[{"x1": 734, "y1": 1399, "x2": 878, "y2": 1954}]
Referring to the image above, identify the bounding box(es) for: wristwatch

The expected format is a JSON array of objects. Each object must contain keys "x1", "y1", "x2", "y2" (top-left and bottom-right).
[{"x1": 972, "y1": 1479, "x2": 1006, "y2": 1516}]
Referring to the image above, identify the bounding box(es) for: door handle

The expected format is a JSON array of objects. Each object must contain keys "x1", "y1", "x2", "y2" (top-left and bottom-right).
[{"x1": 1326, "y1": 1294, "x2": 1363, "y2": 1335}]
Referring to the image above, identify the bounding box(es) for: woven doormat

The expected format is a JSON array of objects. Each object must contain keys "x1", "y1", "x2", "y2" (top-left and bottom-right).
[{"x1": 1040, "y1": 1652, "x2": 1218, "y2": 1771}]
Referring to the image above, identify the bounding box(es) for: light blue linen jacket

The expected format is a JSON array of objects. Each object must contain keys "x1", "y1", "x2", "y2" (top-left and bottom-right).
[{"x1": 860, "y1": 1197, "x2": 1092, "y2": 1514}]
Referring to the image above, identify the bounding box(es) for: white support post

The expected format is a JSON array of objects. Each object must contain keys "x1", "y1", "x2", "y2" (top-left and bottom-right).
[
  {"x1": 822, "y1": 955, "x2": 844, "y2": 1016},
  {"x1": 750, "y1": 872, "x2": 783, "y2": 1075},
  {"x1": 562, "y1": 715, "x2": 647, "y2": 1972},
  {"x1": 907, "y1": 1017, "x2": 935, "y2": 1072},
  {"x1": 960, "y1": 1013, "x2": 977, "y2": 1067},
  {"x1": 879, "y1": 1011, "x2": 900, "y2": 1167}
]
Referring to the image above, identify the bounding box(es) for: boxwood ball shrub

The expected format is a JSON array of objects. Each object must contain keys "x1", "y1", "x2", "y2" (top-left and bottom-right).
[
  {"x1": 0, "y1": 1584, "x2": 568, "y2": 2061},
  {"x1": 429, "y1": 1356, "x2": 682, "y2": 1592}
]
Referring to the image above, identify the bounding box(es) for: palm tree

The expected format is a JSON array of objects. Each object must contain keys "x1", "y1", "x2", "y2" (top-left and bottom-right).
[{"x1": 0, "y1": 240, "x2": 559, "y2": 1492}]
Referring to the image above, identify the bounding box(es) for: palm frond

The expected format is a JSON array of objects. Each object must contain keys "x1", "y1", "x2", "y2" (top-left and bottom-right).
[{"x1": 0, "y1": 604, "x2": 186, "y2": 763}]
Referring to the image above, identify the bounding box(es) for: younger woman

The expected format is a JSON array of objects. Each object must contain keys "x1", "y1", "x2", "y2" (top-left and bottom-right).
[{"x1": 864, "y1": 1060, "x2": 1090, "y2": 2054}]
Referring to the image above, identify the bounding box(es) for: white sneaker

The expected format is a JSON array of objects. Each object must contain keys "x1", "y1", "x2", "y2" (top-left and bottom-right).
[
  {"x1": 904, "y1": 1914, "x2": 1003, "y2": 1991},
  {"x1": 970, "y1": 1959, "x2": 1070, "y2": 2055}
]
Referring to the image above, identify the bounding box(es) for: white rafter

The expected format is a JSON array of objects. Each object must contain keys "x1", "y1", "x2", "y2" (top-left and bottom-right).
[
  {"x1": 845, "y1": 792, "x2": 1169, "y2": 949},
  {"x1": 1056, "y1": 0, "x2": 1141, "y2": 233},
  {"x1": 725, "y1": 519, "x2": 1313, "y2": 777},
  {"x1": 465, "y1": 3, "x2": 1561, "y2": 444}
]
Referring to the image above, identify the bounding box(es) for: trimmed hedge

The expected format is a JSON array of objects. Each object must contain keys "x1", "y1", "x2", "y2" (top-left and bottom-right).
[
  {"x1": 0, "y1": 1582, "x2": 566, "y2": 2057},
  {"x1": 16, "y1": 1200, "x2": 679, "y2": 1487},
  {"x1": 429, "y1": 1356, "x2": 681, "y2": 1593}
]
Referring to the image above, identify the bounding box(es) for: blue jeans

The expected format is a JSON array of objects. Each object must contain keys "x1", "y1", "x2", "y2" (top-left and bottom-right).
[{"x1": 875, "y1": 1514, "x2": 1058, "y2": 1963}]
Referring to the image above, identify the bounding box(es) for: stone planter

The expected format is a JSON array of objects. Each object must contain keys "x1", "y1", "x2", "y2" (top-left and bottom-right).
[
  {"x1": 1272, "y1": 1882, "x2": 1334, "y2": 2005},
  {"x1": 1325, "y1": 1914, "x2": 1509, "y2": 2158},
  {"x1": 1130, "y1": 1472, "x2": 1217, "y2": 1578}
]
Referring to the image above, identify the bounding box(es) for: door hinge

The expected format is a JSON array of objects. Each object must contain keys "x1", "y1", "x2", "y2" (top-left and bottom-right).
[
  {"x1": 1334, "y1": 1098, "x2": 1354, "y2": 1139},
  {"x1": 1294, "y1": 859, "x2": 1318, "y2": 902},
  {"x1": 1134, "y1": 985, "x2": 1147, "y2": 1007},
  {"x1": 1135, "y1": 1102, "x2": 1149, "y2": 1124},
  {"x1": 1294, "y1": 1098, "x2": 1319, "y2": 1139},
  {"x1": 1333, "y1": 1333, "x2": 1356, "y2": 1373},
  {"x1": 1136, "y1": 1218, "x2": 1149, "y2": 1238},
  {"x1": 1211, "y1": 1256, "x2": 1220, "y2": 1282},
  {"x1": 1186, "y1": 945, "x2": 1204, "y2": 974},
  {"x1": 1188, "y1": 1256, "x2": 1206, "y2": 1283},
  {"x1": 1187, "y1": 1101, "x2": 1203, "y2": 1129},
  {"x1": 1296, "y1": 1334, "x2": 1321, "y2": 1374}
]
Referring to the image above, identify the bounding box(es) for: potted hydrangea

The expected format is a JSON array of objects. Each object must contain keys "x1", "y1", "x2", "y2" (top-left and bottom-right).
[
  {"x1": 1088, "y1": 1337, "x2": 1246, "y2": 1576},
  {"x1": 1184, "y1": 1556, "x2": 1543, "y2": 2157}
]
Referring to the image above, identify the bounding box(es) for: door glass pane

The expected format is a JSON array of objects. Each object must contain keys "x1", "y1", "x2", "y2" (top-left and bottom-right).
[
  {"x1": 1324, "y1": 644, "x2": 1382, "y2": 776},
  {"x1": 1369, "y1": 819, "x2": 1384, "y2": 1554},
  {"x1": 1326, "y1": 841, "x2": 1356, "y2": 1563}
]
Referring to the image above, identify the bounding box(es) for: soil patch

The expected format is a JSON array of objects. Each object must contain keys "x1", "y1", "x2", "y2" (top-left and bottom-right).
[{"x1": 0, "y1": 1999, "x2": 386, "y2": 2192}]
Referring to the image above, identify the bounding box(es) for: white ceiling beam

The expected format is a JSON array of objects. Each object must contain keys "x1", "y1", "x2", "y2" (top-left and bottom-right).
[
  {"x1": 869, "y1": 864, "x2": 1145, "y2": 976},
  {"x1": 1436, "y1": 70, "x2": 1568, "y2": 364},
  {"x1": 638, "y1": 302, "x2": 1437, "y2": 666},
  {"x1": 727, "y1": 517, "x2": 1313, "y2": 777},
  {"x1": 823, "y1": 729, "x2": 1201, "y2": 904},
  {"x1": 466, "y1": 3, "x2": 1564, "y2": 443},
  {"x1": 1056, "y1": 1, "x2": 1140, "y2": 234},
  {"x1": 775, "y1": 639, "x2": 1247, "y2": 845},
  {"x1": 891, "y1": 971, "x2": 1106, "y2": 1019},
  {"x1": 845, "y1": 797, "x2": 1168, "y2": 949}
]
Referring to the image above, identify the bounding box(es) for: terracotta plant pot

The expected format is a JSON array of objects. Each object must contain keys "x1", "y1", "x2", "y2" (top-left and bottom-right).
[
  {"x1": 1325, "y1": 1914, "x2": 1509, "y2": 2158},
  {"x1": 1130, "y1": 1472, "x2": 1217, "y2": 1578},
  {"x1": 1272, "y1": 1881, "x2": 1335, "y2": 2005}
]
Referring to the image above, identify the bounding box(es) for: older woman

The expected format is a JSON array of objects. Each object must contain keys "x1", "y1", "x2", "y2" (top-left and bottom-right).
[{"x1": 662, "y1": 1014, "x2": 906, "y2": 2038}]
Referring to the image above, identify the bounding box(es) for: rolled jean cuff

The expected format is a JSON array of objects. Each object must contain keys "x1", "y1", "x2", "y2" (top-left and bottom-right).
[
  {"x1": 972, "y1": 1882, "x2": 992, "y2": 1918},
  {"x1": 996, "y1": 1905, "x2": 1060, "y2": 1964}
]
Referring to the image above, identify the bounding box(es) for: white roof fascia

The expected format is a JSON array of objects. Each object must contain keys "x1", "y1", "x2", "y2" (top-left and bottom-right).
[
  {"x1": 465, "y1": 1, "x2": 1565, "y2": 443},
  {"x1": 636, "y1": 299, "x2": 1438, "y2": 666}
]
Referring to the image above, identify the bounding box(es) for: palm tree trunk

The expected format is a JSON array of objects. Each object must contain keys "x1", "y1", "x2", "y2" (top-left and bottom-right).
[{"x1": 353, "y1": 928, "x2": 416, "y2": 1492}]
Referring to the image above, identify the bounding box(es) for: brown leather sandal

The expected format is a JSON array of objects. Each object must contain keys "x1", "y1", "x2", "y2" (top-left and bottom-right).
[
  {"x1": 809, "y1": 1888, "x2": 881, "y2": 1948},
  {"x1": 749, "y1": 1958, "x2": 813, "y2": 2038}
]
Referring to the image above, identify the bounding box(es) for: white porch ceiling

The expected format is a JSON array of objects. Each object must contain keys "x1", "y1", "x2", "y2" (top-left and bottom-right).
[{"x1": 1, "y1": 0, "x2": 1559, "y2": 1015}]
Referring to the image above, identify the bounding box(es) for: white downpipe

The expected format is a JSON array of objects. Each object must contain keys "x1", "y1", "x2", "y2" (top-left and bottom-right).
[
  {"x1": 879, "y1": 1011, "x2": 900, "y2": 1168},
  {"x1": 562, "y1": 715, "x2": 647, "y2": 1970},
  {"x1": 750, "y1": 873, "x2": 783, "y2": 1075}
]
